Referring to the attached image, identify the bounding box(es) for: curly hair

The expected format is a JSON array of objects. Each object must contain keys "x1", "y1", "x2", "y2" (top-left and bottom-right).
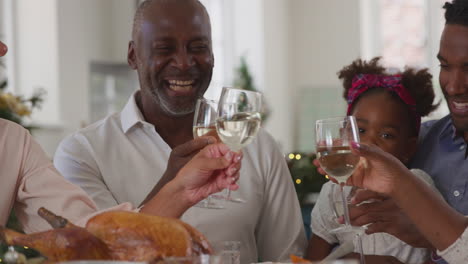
[
  {"x1": 444, "y1": 0, "x2": 468, "y2": 26},
  {"x1": 337, "y1": 57, "x2": 439, "y2": 119}
]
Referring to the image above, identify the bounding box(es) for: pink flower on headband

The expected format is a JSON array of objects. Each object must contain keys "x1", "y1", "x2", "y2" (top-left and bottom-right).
[{"x1": 347, "y1": 74, "x2": 421, "y2": 135}]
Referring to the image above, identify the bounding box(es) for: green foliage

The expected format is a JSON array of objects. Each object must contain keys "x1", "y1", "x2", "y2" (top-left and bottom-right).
[
  {"x1": 0, "y1": 244, "x2": 43, "y2": 260},
  {"x1": 233, "y1": 56, "x2": 270, "y2": 121},
  {"x1": 0, "y1": 60, "x2": 45, "y2": 127},
  {"x1": 6, "y1": 210, "x2": 22, "y2": 234},
  {"x1": 287, "y1": 152, "x2": 328, "y2": 205},
  {"x1": 234, "y1": 56, "x2": 256, "y2": 93},
  {"x1": 0, "y1": 107, "x2": 22, "y2": 124}
]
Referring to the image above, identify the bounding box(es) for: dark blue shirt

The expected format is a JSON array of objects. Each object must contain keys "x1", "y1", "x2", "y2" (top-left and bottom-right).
[{"x1": 411, "y1": 115, "x2": 468, "y2": 264}]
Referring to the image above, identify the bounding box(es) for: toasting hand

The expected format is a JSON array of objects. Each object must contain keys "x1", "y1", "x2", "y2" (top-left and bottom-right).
[
  {"x1": 140, "y1": 136, "x2": 217, "y2": 205},
  {"x1": 174, "y1": 143, "x2": 242, "y2": 205}
]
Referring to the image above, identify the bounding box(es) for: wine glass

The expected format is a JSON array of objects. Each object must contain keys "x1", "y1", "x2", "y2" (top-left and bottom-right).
[
  {"x1": 315, "y1": 116, "x2": 365, "y2": 263},
  {"x1": 329, "y1": 184, "x2": 366, "y2": 264},
  {"x1": 216, "y1": 87, "x2": 262, "y2": 203},
  {"x1": 192, "y1": 98, "x2": 225, "y2": 209},
  {"x1": 213, "y1": 241, "x2": 241, "y2": 264},
  {"x1": 162, "y1": 255, "x2": 223, "y2": 264},
  {"x1": 316, "y1": 116, "x2": 359, "y2": 226}
]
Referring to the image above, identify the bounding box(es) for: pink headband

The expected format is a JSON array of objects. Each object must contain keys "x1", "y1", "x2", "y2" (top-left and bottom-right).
[{"x1": 347, "y1": 74, "x2": 421, "y2": 135}]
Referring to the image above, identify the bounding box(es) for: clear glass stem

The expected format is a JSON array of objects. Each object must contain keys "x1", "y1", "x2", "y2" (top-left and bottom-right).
[
  {"x1": 355, "y1": 234, "x2": 366, "y2": 264},
  {"x1": 340, "y1": 184, "x2": 352, "y2": 226}
]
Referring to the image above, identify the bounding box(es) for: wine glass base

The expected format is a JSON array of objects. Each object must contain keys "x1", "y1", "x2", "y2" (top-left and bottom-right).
[
  {"x1": 194, "y1": 199, "x2": 225, "y2": 209},
  {"x1": 210, "y1": 194, "x2": 225, "y2": 200},
  {"x1": 329, "y1": 225, "x2": 366, "y2": 235},
  {"x1": 210, "y1": 194, "x2": 246, "y2": 203},
  {"x1": 225, "y1": 197, "x2": 246, "y2": 203}
]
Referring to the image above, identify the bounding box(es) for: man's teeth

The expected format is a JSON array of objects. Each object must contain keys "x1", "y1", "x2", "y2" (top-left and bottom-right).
[
  {"x1": 453, "y1": 101, "x2": 468, "y2": 109},
  {"x1": 170, "y1": 85, "x2": 193, "y2": 92},
  {"x1": 168, "y1": 80, "x2": 195, "y2": 85},
  {"x1": 167, "y1": 80, "x2": 195, "y2": 92}
]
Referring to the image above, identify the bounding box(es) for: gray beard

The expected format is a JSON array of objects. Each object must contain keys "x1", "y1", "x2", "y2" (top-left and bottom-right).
[{"x1": 150, "y1": 89, "x2": 195, "y2": 117}]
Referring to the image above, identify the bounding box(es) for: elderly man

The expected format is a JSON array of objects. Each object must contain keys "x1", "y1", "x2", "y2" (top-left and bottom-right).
[
  {"x1": 54, "y1": 0, "x2": 307, "y2": 263},
  {"x1": 0, "y1": 36, "x2": 241, "y2": 233}
]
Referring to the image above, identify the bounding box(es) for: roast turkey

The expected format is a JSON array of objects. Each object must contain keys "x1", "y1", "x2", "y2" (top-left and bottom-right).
[{"x1": 0, "y1": 208, "x2": 212, "y2": 262}]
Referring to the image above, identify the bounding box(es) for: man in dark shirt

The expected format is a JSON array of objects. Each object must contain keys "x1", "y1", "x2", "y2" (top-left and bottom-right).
[{"x1": 347, "y1": 1, "x2": 468, "y2": 263}]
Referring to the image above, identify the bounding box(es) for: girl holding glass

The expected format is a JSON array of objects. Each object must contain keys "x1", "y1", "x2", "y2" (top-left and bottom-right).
[{"x1": 307, "y1": 58, "x2": 440, "y2": 264}]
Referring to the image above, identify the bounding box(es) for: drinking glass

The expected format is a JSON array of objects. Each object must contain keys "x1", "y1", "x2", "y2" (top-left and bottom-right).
[
  {"x1": 329, "y1": 184, "x2": 366, "y2": 264},
  {"x1": 315, "y1": 116, "x2": 365, "y2": 264},
  {"x1": 193, "y1": 98, "x2": 225, "y2": 209},
  {"x1": 213, "y1": 241, "x2": 241, "y2": 264},
  {"x1": 216, "y1": 87, "x2": 262, "y2": 203},
  {"x1": 162, "y1": 255, "x2": 223, "y2": 264},
  {"x1": 310, "y1": 261, "x2": 359, "y2": 264}
]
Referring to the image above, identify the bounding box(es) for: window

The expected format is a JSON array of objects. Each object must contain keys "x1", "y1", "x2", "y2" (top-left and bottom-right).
[
  {"x1": 199, "y1": 0, "x2": 231, "y2": 100},
  {"x1": 361, "y1": 0, "x2": 433, "y2": 68},
  {"x1": 360, "y1": 0, "x2": 449, "y2": 119},
  {"x1": 380, "y1": 0, "x2": 428, "y2": 69}
]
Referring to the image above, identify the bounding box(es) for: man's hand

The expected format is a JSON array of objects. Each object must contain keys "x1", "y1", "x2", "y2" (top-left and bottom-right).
[
  {"x1": 165, "y1": 136, "x2": 217, "y2": 182},
  {"x1": 345, "y1": 143, "x2": 411, "y2": 195},
  {"x1": 140, "y1": 136, "x2": 216, "y2": 205},
  {"x1": 140, "y1": 143, "x2": 241, "y2": 218},
  {"x1": 173, "y1": 143, "x2": 242, "y2": 205},
  {"x1": 344, "y1": 189, "x2": 433, "y2": 248},
  {"x1": 318, "y1": 143, "x2": 433, "y2": 248}
]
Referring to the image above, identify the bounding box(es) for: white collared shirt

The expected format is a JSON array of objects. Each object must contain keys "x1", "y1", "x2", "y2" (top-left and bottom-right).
[{"x1": 54, "y1": 92, "x2": 307, "y2": 264}]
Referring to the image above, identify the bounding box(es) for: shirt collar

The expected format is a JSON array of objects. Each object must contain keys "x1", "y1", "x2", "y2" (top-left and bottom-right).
[
  {"x1": 441, "y1": 117, "x2": 466, "y2": 144},
  {"x1": 121, "y1": 91, "x2": 146, "y2": 133},
  {"x1": 451, "y1": 124, "x2": 461, "y2": 140}
]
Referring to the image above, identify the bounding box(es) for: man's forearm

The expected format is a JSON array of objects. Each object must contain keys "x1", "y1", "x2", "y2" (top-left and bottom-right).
[
  {"x1": 139, "y1": 180, "x2": 191, "y2": 218},
  {"x1": 139, "y1": 171, "x2": 175, "y2": 206}
]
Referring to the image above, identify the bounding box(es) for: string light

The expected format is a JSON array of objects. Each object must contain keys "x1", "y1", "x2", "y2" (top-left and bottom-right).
[
  {"x1": 295, "y1": 154, "x2": 302, "y2": 160},
  {"x1": 295, "y1": 179, "x2": 302, "y2": 184},
  {"x1": 23, "y1": 247, "x2": 28, "y2": 249},
  {"x1": 288, "y1": 153, "x2": 295, "y2": 160},
  {"x1": 325, "y1": 175, "x2": 329, "y2": 180}
]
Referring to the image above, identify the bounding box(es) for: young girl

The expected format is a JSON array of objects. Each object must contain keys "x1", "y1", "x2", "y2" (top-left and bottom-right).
[{"x1": 307, "y1": 57, "x2": 440, "y2": 264}]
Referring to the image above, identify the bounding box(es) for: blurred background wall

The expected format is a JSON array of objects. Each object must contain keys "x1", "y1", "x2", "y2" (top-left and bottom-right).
[{"x1": 0, "y1": 0, "x2": 449, "y2": 157}]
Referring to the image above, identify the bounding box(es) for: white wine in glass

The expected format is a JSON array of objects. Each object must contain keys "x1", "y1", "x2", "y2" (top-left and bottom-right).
[
  {"x1": 316, "y1": 116, "x2": 366, "y2": 264},
  {"x1": 193, "y1": 125, "x2": 217, "y2": 138},
  {"x1": 193, "y1": 98, "x2": 224, "y2": 209},
  {"x1": 216, "y1": 87, "x2": 263, "y2": 203},
  {"x1": 216, "y1": 112, "x2": 261, "y2": 152},
  {"x1": 316, "y1": 146, "x2": 360, "y2": 184}
]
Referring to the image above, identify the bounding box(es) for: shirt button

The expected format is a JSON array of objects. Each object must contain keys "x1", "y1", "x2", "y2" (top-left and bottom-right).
[
  {"x1": 460, "y1": 145, "x2": 466, "y2": 150},
  {"x1": 454, "y1": 190, "x2": 461, "y2": 197}
]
